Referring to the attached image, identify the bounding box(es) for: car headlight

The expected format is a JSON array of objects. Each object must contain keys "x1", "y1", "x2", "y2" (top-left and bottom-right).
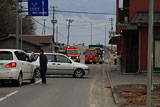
[{"x1": 76, "y1": 56, "x2": 79, "y2": 59}]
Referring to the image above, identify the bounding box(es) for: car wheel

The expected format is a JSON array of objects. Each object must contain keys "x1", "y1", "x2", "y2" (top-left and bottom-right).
[
  {"x1": 15, "y1": 73, "x2": 23, "y2": 86},
  {"x1": 74, "y1": 69, "x2": 84, "y2": 78},
  {"x1": 30, "y1": 72, "x2": 35, "y2": 83},
  {"x1": 35, "y1": 69, "x2": 41, "y2": 78}
]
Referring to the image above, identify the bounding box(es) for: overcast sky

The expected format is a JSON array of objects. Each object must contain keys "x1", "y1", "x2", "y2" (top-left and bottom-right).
[{"x1": 24, "y1": 0, "x2": 116, "y2": 46}]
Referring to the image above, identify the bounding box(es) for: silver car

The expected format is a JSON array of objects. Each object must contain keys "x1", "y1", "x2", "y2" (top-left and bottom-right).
[{"x1": 31, "y1": 53, "x2": 90, "y2": 78}]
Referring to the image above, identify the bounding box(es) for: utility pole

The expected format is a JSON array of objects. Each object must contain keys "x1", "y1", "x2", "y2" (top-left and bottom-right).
[
  {"x1": 109, "y1": 18, "x2": 114, "y2": 51},
  {"x1": 51, "y1": 6, "x2": 57, "y2": 43},
  {"x1": 109, "y1": 18, "x2": 114, "y2": 31},
  {"x1": 105, "y1": 25, "x2": 107, "y2": 46},
  {"x1": 91, "y1": 23, "x2": 92, "y2": 45},
  {"x1": 56, "y1": 26, "x2": 58, "y2": 43},
  {"x1": 66, "y1": 19, "x2": 73, "y2": 46},
  {"x1": 16, "y1": 0, "x2": 19, "y2": 49},
  {"x1": 147, "y1": 0, "x2": 154, "y2": 106},
  {"x1": 42, "y1": 19, "x2": 46, "y2": 35}
]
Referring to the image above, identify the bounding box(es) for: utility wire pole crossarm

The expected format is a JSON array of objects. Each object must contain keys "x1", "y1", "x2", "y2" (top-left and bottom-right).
[{"x1": 66, "y1": 19, "x2": 74, "y2": 46}]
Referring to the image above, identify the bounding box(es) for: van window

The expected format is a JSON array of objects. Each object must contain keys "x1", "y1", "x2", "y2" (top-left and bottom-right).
[
  {"x1": 55, "y1": 55, "x2": 71, "y2": 63},
  {"x1": 15, "y1": 51, "x2": 30, "y2": 62},
  {"x1": 46, "y1": 54, "x2": 55, "y2": 62},
  {"x1": 0, "y1": 51, "x2": 13, "y2": 60}
]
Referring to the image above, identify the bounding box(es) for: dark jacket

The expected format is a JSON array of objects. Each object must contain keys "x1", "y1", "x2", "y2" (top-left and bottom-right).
[{"x1": 40, "y1": 54, "x2": 48, "y2": 69}]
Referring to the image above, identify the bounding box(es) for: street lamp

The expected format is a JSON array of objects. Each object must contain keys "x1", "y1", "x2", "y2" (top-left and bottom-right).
[{"x1": 85, "y1": 21, "x2": 92, "y2": 45}]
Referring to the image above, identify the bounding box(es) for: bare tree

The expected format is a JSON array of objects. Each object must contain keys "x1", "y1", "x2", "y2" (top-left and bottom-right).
[{"x1": 0, "y1": 0, "x2": 35, "y2": 38}]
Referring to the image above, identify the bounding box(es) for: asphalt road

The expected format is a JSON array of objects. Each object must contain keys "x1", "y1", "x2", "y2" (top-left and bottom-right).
[{"x1": 0, "y1": 64, "x2": 115, "y2": 107}]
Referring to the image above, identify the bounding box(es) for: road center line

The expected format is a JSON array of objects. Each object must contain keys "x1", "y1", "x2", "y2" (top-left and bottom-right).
[{"x1": 0, "y1": 91, "x2": 18, "y2": 102}]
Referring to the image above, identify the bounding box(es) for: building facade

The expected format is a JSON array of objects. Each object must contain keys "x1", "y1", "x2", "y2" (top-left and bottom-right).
[
  {"x1": 0, "y1": 34, "x2": 55, "y2": 52},
  {"x1": 112, "y1": 0, "x2": 160, "y2": 73}
]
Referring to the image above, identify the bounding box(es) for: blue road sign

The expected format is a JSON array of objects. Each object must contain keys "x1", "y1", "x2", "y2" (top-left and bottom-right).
[{"x1": 28, "y1": 0, "x2": 48, "y2": 16}]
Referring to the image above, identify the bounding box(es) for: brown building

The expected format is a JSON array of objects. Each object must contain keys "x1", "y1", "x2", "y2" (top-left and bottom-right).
[
  {"x1": 0, "y1": 34, "x2": 54, "y2": 52},
  {"x1": 110, "y1": 0, "x2": 160, "y2": 73}
]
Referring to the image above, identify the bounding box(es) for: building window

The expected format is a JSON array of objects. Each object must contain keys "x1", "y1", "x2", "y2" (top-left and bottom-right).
[{"x1": 154, "y1": 33, "x2": 160, "y2": 69}]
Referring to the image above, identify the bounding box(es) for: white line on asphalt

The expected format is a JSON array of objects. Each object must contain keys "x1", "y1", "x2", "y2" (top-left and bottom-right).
[
  {"x1": 90, "y1": 68, "x2": 98, "y2": 107},
  {"x1": 35, "y1": 80, "x2": 41, "y2": 84},
  {"x1": 90, "y1": 104, "x2": 96, "y2": 107},
  {"x1": 0, "y1": 91, "x2": 18, "y2": 102},
  {"x1": 30, "y1": 80, "x2": 42, "y2": 85}
]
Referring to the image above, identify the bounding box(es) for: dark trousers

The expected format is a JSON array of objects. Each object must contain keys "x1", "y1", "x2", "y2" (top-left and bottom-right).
[{"x1": 40, "y1": 68, "x2": 47, "y2": 83}]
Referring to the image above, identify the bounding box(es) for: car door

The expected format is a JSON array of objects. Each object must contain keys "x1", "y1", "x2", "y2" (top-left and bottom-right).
[
  {"x1": 55, "y1": 55, "x2": 74, "y2": 75},
  {"x1": 45, "y1": 54, "x2": 57, "y2": 75},
  {"x1": 15, "y1": 51, "x2": 33, "y2": 79},
  {"x1": 22, "y1": 52, "x2": 34, "y2": 79}
]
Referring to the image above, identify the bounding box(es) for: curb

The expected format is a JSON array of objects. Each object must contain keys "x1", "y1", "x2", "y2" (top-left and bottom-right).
[{"x1": 105, "y1": 71, "x2": 119, "y2": 104}]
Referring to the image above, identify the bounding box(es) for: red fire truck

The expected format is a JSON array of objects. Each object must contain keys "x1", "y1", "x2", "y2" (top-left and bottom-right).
[
  {"x1": 85, "y1": 48, "x2": 97, "y2": 64},
  {"x1": 66, "y1": 46, "x2": 80, "y2": 62}
]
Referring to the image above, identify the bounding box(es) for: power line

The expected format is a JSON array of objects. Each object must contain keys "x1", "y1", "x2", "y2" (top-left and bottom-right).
[
  {"x1": 19, "y1": 8, "x2": 116, "y2": 16},
  {"x1": 54, "y1": 10, "x2": 115, "y2": 15}
]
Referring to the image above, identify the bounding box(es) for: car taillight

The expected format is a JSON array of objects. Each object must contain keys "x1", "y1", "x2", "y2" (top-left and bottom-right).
[{"x1": 5, "y1": 62, "x2": 16, "y2": 68}]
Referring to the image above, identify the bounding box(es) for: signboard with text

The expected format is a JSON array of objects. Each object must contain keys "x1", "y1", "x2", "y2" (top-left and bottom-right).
[{"x1": 28, "y1": 0, "x2": 48, "y2": 16}]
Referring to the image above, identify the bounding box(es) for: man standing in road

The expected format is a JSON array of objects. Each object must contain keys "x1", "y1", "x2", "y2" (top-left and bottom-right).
[{"x1": 39, "y1": 49, "x2": 48, "y2": 84}]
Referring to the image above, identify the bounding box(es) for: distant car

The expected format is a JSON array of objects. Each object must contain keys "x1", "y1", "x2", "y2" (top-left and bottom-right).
[
  {"x1": 31, "y1": 53, "x2": 90, "y2": 78},
  {"x1": 0, "y1": 49, "x2": 35, "y2": 86}
]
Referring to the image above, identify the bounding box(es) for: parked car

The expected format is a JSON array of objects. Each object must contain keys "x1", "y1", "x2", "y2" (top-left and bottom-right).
[
  {"x1": 31, "y1": 53, "x2": 90, "y2": 78},
  {"x1": 0, "y1": 49, "x2": 35, "y2": 86}
]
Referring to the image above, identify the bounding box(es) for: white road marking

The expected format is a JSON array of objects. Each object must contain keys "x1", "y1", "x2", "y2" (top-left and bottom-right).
[
  {"x1": 30, "y1": 80, "x2": 42, "y2": 85},
  {"x1": 90, "y1": 69, "x2": 98, "y2": 107},
  {"x1": 35, "y1": 80, "x2": 41, "y2": 84},
  {"x1": 90, "y1": 104, "x2": 96, "y2": 107},
  {"x1": 0, "y1": 91, "x2": 18, "y2": 102}
]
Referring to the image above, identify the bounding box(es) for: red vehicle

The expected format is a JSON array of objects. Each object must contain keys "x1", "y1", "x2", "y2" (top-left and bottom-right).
[
  {"x1": 85, "y1": 48, "x2": 97, "y2": 64},
  {"x1": 66, "y1": 46, "x2": 80, "y2": 62}
]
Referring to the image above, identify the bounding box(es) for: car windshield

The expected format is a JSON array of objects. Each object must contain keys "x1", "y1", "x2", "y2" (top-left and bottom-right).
[
  {"x1": 85, "y1": 50, "x2": 97, "y2": 55},
  {"x1": 0, "y1": 51, "x2": 13, "y2": 60},
  {"x1": 67, "y1": 50, "x2": 78, "y2": 55}
]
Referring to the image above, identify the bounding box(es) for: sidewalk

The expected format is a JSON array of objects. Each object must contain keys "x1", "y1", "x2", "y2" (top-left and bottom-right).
[
  {"x1": 105, "y1": 64, "x2": 160, "y2": 107},
  {"x1": 90, "y1": 65, "x2": 117, "y2": 107},
  {"x1": 109, "y1": 67, "x2": 160, "y2": 86}
]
